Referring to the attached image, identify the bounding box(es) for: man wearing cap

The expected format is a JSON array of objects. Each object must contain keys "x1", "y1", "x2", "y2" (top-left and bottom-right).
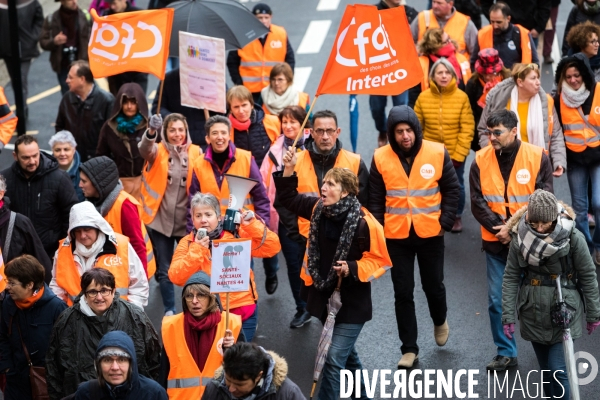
[
  {"x1": 470, "y1": 1, "x2": 539, "y2": 71},
  {"x1": 470, "y1": 109, "x2": 553, "y2": 372},
  {"x1": 227, "y1": 3, "x2": 295, "y2": 105}
]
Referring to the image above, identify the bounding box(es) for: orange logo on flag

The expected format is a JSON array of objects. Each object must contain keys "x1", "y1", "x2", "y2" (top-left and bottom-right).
[
  {"x1": 88, "y1": 8, "x2": 174, "y2": 80},
  {"x1": 316, "y1": 5, "x2": 421, "y2": 96}
]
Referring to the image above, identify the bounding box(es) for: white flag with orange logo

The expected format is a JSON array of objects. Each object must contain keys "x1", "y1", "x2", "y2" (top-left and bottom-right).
[
  {"x1": 88, "y1": 8, "x2": 174, "y2": 80},
  {"x1": 316, "y1": 5, "x2": 421, "y2": 96}
]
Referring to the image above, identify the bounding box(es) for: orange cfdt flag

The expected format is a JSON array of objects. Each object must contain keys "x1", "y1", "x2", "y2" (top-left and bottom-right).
[
  {"x1": 88, "y1": 8, "x2": 174, "y2": 80},
  {"x1": 316, "y1": 5, "x2": 421, "y2": 96}
]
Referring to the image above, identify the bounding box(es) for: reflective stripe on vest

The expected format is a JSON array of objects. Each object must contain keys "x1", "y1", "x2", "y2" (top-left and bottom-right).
[
  {"x1": 191, "y1": 148, "x2": 254, "y2": 216},
  {"x1": 475, "y1": 142, "x2": 542, "y2": 242},
  {"x1": 295, "y1": 149, "x2": 361, "y2": 239},
  {"x1": 419, "y1": 54, "x2": 471, "y2": 92},
  {"x1": 55, "y1": 233, "x2": 131, "y2": 306},
  {"x1": 560, "y1": 83, "x2": 600, "y2": 152},
  {"x1": 163, "y1": 312, "x2": 242, "y2": 400},
  {"x1": 105, "y1": 190, "x2": 157, "y2": 278},
  {"x1": 418, "y1": 10, "x2": 471, "y2": 58},
  {"x1": 238, "y1": 24, "x2": 288, "y2": 93},
  {"x1": 141, "y1": 144, "x2": 201, "y2": 225},
  {"x1": 477, "y1": 24, "x2": 532, "y2": 64},
  {"x1": 373, "y1": 141, "x2": 444, "y2": 239}
]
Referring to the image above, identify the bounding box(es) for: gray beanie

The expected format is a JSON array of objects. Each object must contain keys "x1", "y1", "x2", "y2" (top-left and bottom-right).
[{"x1": 527, "y1": 190, "x2": 558, "y2": 222}]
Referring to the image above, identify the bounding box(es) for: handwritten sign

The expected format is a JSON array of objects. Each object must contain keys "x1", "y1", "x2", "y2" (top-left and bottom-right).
[{"x1": 210, "y1": 238, "x2": 251, "y2": 293}]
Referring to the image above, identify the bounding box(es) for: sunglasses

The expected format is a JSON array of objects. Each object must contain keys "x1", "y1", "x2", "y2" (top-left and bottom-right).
[{"x1": 485, "y1": 128, "x2": 508, "y2": 137}]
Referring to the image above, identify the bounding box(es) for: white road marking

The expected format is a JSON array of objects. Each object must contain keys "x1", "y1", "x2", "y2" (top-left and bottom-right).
[
  {"x1": 293, "y1": 67, "x2": 312, "y2": 93},
  {"x1": 297, "y1": 20, "x2": 332, "y2": 54},
  {"x1": 9, "y1": 85, "x2": 60, "y2": 111},
  {"x1": 317, "y1": 0, "x2": 340, "y2": 11},
  {"x1": 148, "y1": 90, "x2": 156, "y2": 100}
]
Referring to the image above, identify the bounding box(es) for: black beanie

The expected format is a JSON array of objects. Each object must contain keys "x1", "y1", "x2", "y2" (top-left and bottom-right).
[{"x1": 79, "y1": 156, "x2": 120, "y2": 200}]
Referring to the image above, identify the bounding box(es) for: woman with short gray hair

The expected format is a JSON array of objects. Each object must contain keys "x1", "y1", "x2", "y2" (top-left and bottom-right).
[{"x1": 49, "y1": 130, "x2": 84, "y2": 201}]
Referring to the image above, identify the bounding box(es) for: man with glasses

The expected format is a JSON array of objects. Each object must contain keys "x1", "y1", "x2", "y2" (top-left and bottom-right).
[{"x1": 470, "y1": 109, "x2": 553, "y2": 371}]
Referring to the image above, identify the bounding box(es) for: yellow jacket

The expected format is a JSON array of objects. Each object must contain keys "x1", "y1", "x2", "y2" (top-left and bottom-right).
[{"x1": 414, "y1": 78, "x2": 475, "y2": 163}]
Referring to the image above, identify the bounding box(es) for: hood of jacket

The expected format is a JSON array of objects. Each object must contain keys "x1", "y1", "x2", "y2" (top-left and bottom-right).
[
  {"x1": 108, "y1": 83, "x2": 149, "y2": 128},
  {"x1": 80, "y1": 156, "x2": 120, "y2": 202},
  {"x1": 386, "y1": 105, "x2": 423, "y2": 157},
  {"x1": 67, "y1": 201, "x2": 115, "y2": 242},
  {"x1": 12, "y1": 151, "x2": 59, "y2": 181},
  {"x1": 506, "y1": 201, "x2": 577, "y2": 234},
  {"x1": 158, "y1": 116, "x2": 192, "y2": 155},
  {"x1": 213, "y1": 350, "x2": 289, "y2": 392},
  {"x1": 555, "y1": 53, "x2": 596, "y2": 92},
  {"x1": 95, "y1": 330, "x2": 140, "y2": 394}
]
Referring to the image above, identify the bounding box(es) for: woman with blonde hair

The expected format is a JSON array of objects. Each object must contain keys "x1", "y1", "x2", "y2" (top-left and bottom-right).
[
  {"x1": 414, "y1": 58, "x2": 475, "y2": 233},
  {"x1": 478, "y1": 63, "x2": 567, "y2": 177},
  {"x1": 260, "y1": 63, "x2": 309, "y2": 116}
]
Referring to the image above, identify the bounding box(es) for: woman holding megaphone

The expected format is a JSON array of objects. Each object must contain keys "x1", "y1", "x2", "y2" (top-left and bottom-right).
[{"x1": 170, "y1": 192, "x2": 280, "y2": 342}]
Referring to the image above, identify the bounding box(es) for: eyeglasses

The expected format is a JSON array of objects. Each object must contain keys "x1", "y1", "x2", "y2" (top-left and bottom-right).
[
  {"x1": 526, "y1": 63, "x2": 539, "y2": 70},
  {"x1": 271, "y1": 78, "x2": 287, "y2": 84},
  {"x1": 184, "y1": 293, "x2": 208, "y2": 301},
  {"x1": 314, "y1": 128, "x2": 337, "y2": 136},
  {"x1": 485, "y1": 128, "x2": 508, "y2": 137},
  {"x1": 528, "y1": 220, "x2": 556, "y2": 230},
  {"x1": 85, "y1": 288, "x2": 113, "y2": 298},
  {"x1": 100, "y1": 356, "x2": 130, "y2": 366},
  {"x1": 5, "y1": 281, "x2": 21, "y2": 288},
  {"x1": 589, "y1": 39, "x2": 600, "y2": 45}
]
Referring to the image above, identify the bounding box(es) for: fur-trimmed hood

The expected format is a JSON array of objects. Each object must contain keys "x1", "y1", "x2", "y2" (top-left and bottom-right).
[
  {"x1": 213, "y1": 350, "x2": 288, "y2": 389},
  {"x1": 506, "y1": 201, "x2": 576, "y2": 234}
]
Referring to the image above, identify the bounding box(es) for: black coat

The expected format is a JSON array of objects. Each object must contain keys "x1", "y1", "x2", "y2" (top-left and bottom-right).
[
  {"x1": 465, "y1": 76, "x2": 484, "y2": 152},
  {"x1": 55, "y1": 84, "x2": 115, "y2": 162},
  {"x1": 0, "y1": 0, "x2": 43, "y2": 60},
  {"x1": 482, "y1": 0, "x2": 551, "y2": 34},
  {"x1": 45, "y1": 296, "x2": 160, "y2": 400},
  {"x1": 273, "y1": 174, "x2": 375, "y2": 324},
  {"x1": 376, "y1": 1, "x2": 418, "y2": 23},
  {"x1": 233, "y1": 105, "x2": 275, "y2": 168},
  {"x1": 0, "y1": 284, "x2": 67, "y2": 400},
  {"x1": 1, "y1": 153, "x2": 79, "y2": 259},
  {"x1": 0, "y1": 199, "x2": 52, "y2": 283}
]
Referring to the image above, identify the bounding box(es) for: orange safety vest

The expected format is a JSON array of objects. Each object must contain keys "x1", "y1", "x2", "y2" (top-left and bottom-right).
[
  {"x1": 477, "y1": 24, "x2": 532, "y2": 64},
  {"x1": 262, "y1": 92, "x2": 310, "y2": 116},
  {"x1": 162, "y1": 311, "x2": 242, "y2": 399},
  {"x1": 560, "y1": 83, "x2": 600, "y2": 152},
  {"x1": 417, "y1": 10, "x2": 471, "y2": 58},
  {"x1": 55, "y1": 233, "x2": 131, "y2": 306},
  {"x1": 191, "y1": 148, "x2": 255, "y2": 216},
  {"x1": 295, "y1": 149, "x2": 361, "y2": 239},
  {"x1": 0, "y1": 87, "x2": 17, "y2": 146},
  {"x1": 373, "y1": 141, "x2": 444, "y2": 239},
  {"x1": 140, "y1": 144, "x2": 202, "y2": 225},
  {"x1": 105, "y1": 191, "x2": 156, "y2": 278},
  {"x1": 475, "y1": 141, "x2": 542, "y2": 242},
  {"x1": 230, "y1": 114, "x2": 281, "y2": 145},
  {"x1": 419, "y1": 55, "x2": 472, "y2": 91},
  {"x1": 238, "y1": 24, "x2": 288, "y2": 93}
]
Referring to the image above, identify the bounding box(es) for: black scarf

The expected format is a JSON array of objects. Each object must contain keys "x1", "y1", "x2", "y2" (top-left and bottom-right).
[{"x1": 306, "y1": 194, "x2": 362, "y2": 291}]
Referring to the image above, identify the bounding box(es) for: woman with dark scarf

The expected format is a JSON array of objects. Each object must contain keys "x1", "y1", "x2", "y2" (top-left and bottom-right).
[
  {"x1": 96, "y1": 82, "x2": 149, "y2": 199},
  {"x1": 159, "y1": 271, "x2": 242, "y2": 399},
  {"x1": 273, "y1": 160, "x2": 392, "y2": 400},
  {"x1": 169, "y1": 193, "x2": 280, "y2": 342}
]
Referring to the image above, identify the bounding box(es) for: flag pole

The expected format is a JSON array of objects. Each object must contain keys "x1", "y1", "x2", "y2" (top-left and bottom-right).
[
  {"x1": 204, "y1": 108, "x2": 210, "y2": 120},
  {"x1": 292, "y1": 95, "x2": 319, "y2": 147},
  {"x1": 156, "y1": 80, "x2": 165, "y2": 114},
  {"x1": 225, "y1": 292, "x2": 230, "y2": 330}
]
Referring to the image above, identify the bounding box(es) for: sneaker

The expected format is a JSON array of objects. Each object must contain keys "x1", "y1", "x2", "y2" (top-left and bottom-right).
[
  {"x1": 589, "y1": 213, "x2": 596, "y2": 228},
  {"x1": 164, "y1": 310, "x2": 174, "y2": 317},
  {"x1": 290, "y1": 309, "x2": 312, "y2": 328},
  {"x1": 451, "y1": 217, "x2": 463, "y2": 233},
  {"x1": 434, "y1": 320, "x2": 449, "y2": 346},
  {"x1": 543, "y1": 55, "x2": 554, "y2": 64},
  {"x1": 265, "y1": 275, "x2": 278, "y2": 295},
  {"x1": 397, "y1": 353, "x2": 418, "y2": 369},
  {"x1": 486, "y1": 355, "x2": 518, "y2": 371}
]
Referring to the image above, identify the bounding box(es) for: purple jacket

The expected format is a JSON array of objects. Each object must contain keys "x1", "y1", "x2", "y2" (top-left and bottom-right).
[{"x1": 186, "y1": 143, "x2": 270, "y2": 233}]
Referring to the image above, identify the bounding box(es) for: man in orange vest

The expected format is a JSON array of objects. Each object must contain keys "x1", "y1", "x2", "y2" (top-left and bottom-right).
[
  {"x1": 470, "y1": 109, "x2": 553, "y2": 372},
  {"x1": 227, "y1": 3, "x2": 295, "y2": 105},
  {"x1": 411, "y1": 0, "x2": 478, "y2": 59},
  {"x1": 79, "y1": 156, "x2": 155, "y2": 278},
  {"x1": 0, "y1": 86, "x2": 17, "y2": 152},
  {"x1": 469, "y1": 2, "x2": 539, "y2": 71},
  {"x1": 368, "y1": 105, "x2": 459, "y2": 369}
]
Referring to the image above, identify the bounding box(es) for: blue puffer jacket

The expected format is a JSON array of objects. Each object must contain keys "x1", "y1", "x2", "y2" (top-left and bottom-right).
[{"x1": 75, "y1": 331, "x2": 167, "y2": 400}]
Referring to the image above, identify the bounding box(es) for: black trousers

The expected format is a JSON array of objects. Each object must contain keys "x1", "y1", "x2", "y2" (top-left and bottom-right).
[{"x1": 388, "y1": 235, "x2": 447, "y2": 355}]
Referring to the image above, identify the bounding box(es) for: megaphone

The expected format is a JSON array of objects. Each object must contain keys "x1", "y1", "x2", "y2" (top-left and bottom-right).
[{"x1": 223, "y1": 174, "x2": 258, "y2": 232}]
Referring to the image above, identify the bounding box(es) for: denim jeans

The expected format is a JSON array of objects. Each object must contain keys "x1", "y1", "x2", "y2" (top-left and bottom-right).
[
  {"x1": 318, "y1": 323, "x2": 368, "y2": 400},
  {"x1": 531, "y1": 342, "x2": 569, "y2": 399},
  {"x1": 567, "y1": 162, "x2": 600, "y2": 253},
  {"x1": 455, "y1": 162, "x2": 466, "y2": 217},
  {"x1": 262, "y1": 256, "x2": 279, "y2": 279},
  {"x1": 148, "y1": 229, "x2": 180, "y2": 314},
  {"x1": 278, "y1": 222, "x2": 307, "y2": 311},
  {"x1": 241, "y1": 304, "x2": 258, "y2": 342},
  {"x1": 57, "y1": 67, "x2": 69, "y2": 95},
  {"x1": 486, "y1": 251, "x2": 517, "y2": 357},
  {"x1": 369, "y1": 92, "x2": 409, "y2": 134}
]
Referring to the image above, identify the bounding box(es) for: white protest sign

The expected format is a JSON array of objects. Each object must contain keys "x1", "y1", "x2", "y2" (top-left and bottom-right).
[
  {"x1": 179, "y1": 31, "x2": 227, "y2": 113},
  {"x1": 210, "y1": 238, "x2": 252, "y2": 293}
]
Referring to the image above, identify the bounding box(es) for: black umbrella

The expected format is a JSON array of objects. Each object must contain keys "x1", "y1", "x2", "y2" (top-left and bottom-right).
[{"x1": 168, "y1": 0, "x2": 270, "y2": 56}]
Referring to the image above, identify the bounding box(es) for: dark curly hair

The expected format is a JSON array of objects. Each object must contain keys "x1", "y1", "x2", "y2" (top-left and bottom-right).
[{"x1": 566, "y1": 21, "x2": 600, "y2": 53}]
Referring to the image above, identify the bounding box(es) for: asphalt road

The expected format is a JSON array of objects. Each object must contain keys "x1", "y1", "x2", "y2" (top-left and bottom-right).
[{"x1": 3, "y1": 0, "x2": 600, "y2": 399}]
